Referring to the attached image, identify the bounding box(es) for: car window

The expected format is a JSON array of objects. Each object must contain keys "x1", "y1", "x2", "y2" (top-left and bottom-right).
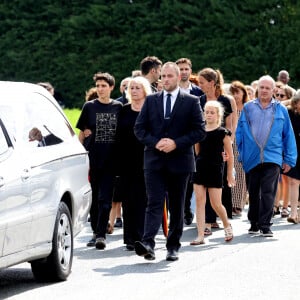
[
  {"x1": 0, "y1": 121, "x2": 9, "y2": 155},
  {"x1": 0, "y1": 105, "x2": 16, "y2": 142},
  {"x1": 22, "y1": 93, "x2": 74, "y2": 147}
]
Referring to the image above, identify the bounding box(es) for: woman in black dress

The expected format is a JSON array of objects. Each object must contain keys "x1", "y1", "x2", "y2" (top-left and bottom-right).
[
  {"x1": 285, "y1": 90, "x2": 300, "y2": 224},
  {"x1": 198, "y1": 68, "x2": 236, "y2": 233},
  {"x1": 191, "y1": 101, "x2": 235, "y2": 245},
  {"x1": 115, "y1": 76, "x2": 152, "y2": 250}
]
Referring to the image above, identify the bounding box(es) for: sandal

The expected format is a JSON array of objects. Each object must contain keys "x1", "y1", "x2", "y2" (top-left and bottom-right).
[
  {"x1": 211, "y1": 222, "x2": 220, "y2": 228},
  {"x1": 287, "y1": 216, "x2": 299, "y2": 224},
  {"x1": 224, "y1": 224, "x2": 233, "y2": 242},
  {"x1": 281, "y1": 208, "x2": 289, "y2": 218},
  {"x1": 232, "y1": 208, "x2": 242, "y2": 217},
  {"x1": 204, "y1": 227, "x2": 212, "y2": 236},
  {"x1": 273, "y1": 206, "x2": 280, "y2": 217},
  {"x1": 190, "y1": 238, "x2": 205, "y2": 245},
  {"x1": 106, "y1": 223, "x2": 114, "y2": 234}
]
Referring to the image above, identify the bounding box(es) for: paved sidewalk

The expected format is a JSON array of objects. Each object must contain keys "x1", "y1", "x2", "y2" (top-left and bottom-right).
[
  {"x1": 74, "y1": 204, "x2": 300, "y2": 300},
  {"x1": 1, "y1": 205, "x2": 299, "y2": 300}
]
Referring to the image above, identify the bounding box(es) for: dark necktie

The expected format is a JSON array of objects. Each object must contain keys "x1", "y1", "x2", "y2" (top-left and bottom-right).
[{"x1": 165, "y1": 93, "x2": 171, "y2": 119}]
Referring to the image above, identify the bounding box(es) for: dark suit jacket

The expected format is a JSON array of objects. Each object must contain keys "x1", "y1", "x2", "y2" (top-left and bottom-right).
[
  {"x1": 134, "y1": 90, "x2": 206, "y2": 173},
  {"x1": 190, "y1": 83, "x2": 204, "y2": 97},
  {"x1": 44, "y1": 134, "x2": 63, "y2": 146},
  {"x1": 115, "y1": 92, "x2": 128, "y2": 104}
]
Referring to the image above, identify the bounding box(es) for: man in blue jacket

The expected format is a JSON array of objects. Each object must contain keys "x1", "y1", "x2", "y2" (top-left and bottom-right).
[{"x1": 236, "y1": 75, "x2": 297, "y2": 237}]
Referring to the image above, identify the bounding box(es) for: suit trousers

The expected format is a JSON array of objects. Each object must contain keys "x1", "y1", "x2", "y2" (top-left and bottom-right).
[
  {"x1": 246, "y1": 163, "x2": 280, "y2": 230},
  {"x1": 143, "y1": 168, "x2": 189, "y2": 251},
  {"x1": 184, "y1": 173, "x2": 194, "y2": 214}
]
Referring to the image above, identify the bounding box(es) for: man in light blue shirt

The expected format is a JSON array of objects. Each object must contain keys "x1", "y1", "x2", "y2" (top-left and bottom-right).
[{"x1": 236, "y1": 75, "x2": 297, "y2": 237}]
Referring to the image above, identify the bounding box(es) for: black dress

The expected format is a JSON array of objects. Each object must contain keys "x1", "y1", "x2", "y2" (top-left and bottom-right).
[
  {"x1": 285, "y1": 109, "x2": 300, "y2": 180},
  {"x1": 200, "y1": 95, "x2": 233, "y2": 219},
  {"x1": 115, "y1": 104, "x2": 147, "y2": 246},
  {"x1": 192, "y1": 127, "x2": 230, "y2": 188}
]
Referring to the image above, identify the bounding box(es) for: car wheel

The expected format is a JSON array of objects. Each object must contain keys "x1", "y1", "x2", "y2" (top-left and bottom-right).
[{"x1": 31, "y1": 202, "x2": 73, "y2": 282}]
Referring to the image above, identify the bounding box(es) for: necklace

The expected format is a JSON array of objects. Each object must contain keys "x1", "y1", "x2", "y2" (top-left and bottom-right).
[
  {"x1": 206, "y1": 124, "x2": 218, "y2": 131},
  {"x1": 131, "y1": 100, "x2": 144, "y2": 112}
]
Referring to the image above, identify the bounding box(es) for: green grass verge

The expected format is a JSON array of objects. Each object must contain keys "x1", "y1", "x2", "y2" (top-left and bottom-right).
[{"x1": 64, "y1": 108, "x2": 81, "y2": 135}]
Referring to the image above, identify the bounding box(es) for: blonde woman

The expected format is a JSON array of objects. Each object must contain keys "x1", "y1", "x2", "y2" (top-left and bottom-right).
[{"x1": 115, "y1": 76, "x2": 152, "y2": 250}]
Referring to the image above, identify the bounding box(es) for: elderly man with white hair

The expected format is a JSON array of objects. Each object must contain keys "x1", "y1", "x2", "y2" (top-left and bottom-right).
[{"x1": 236, "y1": 75, "x2": 297, "y2": 237}]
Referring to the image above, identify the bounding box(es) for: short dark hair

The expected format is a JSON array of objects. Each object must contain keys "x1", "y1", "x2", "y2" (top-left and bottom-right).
[
  {"x1": 93, "y1": 72, "x2": 115, "y2": 87},
  {"x1": 175, "y1": 58, "x2": 192, "y2": 68},
  {"x1": 140, "y1": 56, "x2": 162, "y2": 76}
]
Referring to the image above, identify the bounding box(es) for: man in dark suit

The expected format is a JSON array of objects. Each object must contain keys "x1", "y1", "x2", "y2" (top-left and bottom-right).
[
  {"x1": 175, "y1": 57, "x2": 203, "y2": 97},
  {"x1": 115, "y1": 77, "x2": 131, "y2": 104},
  {"x1": 140, "y1": 56, "x2": 162, "y2": 93},
  {"x1": 134, "y1": 62, "x2": 206, "y2": 261},
  {"x1": 29, "y1": 127, "x2": 62, "y2": 146},
  {"x1": 176, "y1": 57, "x2": 204, "y2": 225}
]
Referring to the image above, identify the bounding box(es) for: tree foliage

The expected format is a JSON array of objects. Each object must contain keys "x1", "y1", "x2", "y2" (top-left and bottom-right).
[{"x1": 0, "y1": 0, "x2": 299, "y2": 107}]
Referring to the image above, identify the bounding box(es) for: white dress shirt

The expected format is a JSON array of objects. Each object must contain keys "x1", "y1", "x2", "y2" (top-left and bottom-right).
[{"x1": 163, "y1": 87, "x2": 179, "y2": 116}]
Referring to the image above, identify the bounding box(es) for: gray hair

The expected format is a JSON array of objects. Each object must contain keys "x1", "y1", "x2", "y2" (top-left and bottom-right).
[
  {"x1": 291, "y1": 89, "x2": 300, "y2": 112},
  {"x1": 258, "y1": 75, "x2": 275, "y2": 89}
]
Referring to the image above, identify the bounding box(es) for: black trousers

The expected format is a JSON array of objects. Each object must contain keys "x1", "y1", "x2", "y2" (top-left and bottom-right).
[
  {"x1": 121, "y1": 172, "x2": 147, "y2": 246},
  {"x1": 246, "y1": 163, "x2": 280, "y2": 230},
  {"x1": 184, "y1": 173, "x2": 194, "y2": 214},
  {"x1": 143, "y1": 169, "x2": 189, "y2": 251},
  {"x1": 89, "y1": 168, "x2": 114, "y2": 238}
]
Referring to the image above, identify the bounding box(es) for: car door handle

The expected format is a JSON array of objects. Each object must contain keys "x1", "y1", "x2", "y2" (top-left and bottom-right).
[
  {"x1": 21, "y1": 169, "x2": 30, "y2": 180},
  {"x1": 0, "y1": 176, "x2": 4, "y2": 188}
]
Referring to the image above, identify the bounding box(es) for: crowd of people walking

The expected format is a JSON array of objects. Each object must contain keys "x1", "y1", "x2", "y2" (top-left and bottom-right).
[{"x1": 76, "y1": 56, "x2": 299, "y2": 262}]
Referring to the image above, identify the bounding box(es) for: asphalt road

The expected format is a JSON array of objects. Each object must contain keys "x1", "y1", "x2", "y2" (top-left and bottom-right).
[{"x1": 1, "y1": 205, "x2": 299, "y2": 300}]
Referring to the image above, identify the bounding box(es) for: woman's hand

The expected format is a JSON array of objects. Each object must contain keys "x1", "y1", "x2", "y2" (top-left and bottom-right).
[
  {"x1": 227, "y1": 173, "x2": 236, "y2": 188},
  {"x1": 83, "y1": 129, "x2": 92, "y2": 137}
]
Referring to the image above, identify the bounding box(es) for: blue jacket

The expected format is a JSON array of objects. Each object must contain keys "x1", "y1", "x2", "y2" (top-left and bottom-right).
[{"x1": 236, "y1": 99, "x2": 297, "y2": 173}]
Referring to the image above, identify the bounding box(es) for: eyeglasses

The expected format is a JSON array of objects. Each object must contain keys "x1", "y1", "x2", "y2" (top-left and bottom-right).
[{"x1": 275, "y1": 93, "x2": 286, "y2": 99}]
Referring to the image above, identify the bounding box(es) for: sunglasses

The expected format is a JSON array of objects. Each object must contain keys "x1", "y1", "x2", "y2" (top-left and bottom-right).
[{"x1": 275, "y1": 93, "x2": 286, "y2": 99}]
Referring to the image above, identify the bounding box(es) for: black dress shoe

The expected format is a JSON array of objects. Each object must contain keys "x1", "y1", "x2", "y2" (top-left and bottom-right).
[
  {"x1": 134, "y1": 241, "x2": 155, "y2": 260},
  {"x1": 184, "y1": 211, "x2": 194, "y2": 225},
  {"x1": 166, "y1": 249, "x2": 178, "y2": 261},
  {"x1": 126, "y1": 244, "x2": 135, "y2": 251},
  {"x1": 114, "y1": 217, "x2": 123, "y2": 228}
]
